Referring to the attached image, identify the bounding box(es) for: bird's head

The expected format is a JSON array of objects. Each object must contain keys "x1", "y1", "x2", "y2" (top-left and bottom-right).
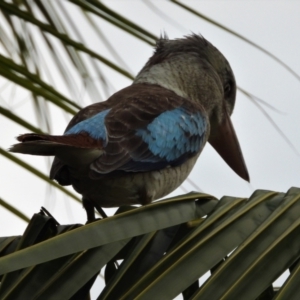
[{"x1": 134, "y1": 34, "x2": 249, "y2": 181}]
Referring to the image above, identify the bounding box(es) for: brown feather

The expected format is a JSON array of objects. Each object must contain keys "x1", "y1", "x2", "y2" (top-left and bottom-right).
[{"x1": 16, "y1": 133, "x2": 104, "y2": 148}]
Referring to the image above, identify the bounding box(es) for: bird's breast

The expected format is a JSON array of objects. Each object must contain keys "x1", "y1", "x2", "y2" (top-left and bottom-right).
[{"x1": 69, "y1": 154, "x2": 200, "y2": 208}]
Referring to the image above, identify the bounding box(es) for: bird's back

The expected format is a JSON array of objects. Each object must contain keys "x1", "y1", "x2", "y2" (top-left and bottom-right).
[{"x1": 50, "y1": 83, "x2": 209, "y2": 205}]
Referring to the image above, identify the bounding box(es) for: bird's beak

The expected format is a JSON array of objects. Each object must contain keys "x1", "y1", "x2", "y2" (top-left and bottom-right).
[{"x1": 208, "y1": 106, "x2": 250, "y2": 182}]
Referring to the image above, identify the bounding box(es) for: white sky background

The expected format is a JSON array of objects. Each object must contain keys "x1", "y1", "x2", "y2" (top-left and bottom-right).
[{"x1": 1, "y1": 0, "x2": 300, "y2": 297}]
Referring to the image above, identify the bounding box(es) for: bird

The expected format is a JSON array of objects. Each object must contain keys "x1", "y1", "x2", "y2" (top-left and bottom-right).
[{"x1": 10, "y1": 34, "x2": 249, "y2": 221}]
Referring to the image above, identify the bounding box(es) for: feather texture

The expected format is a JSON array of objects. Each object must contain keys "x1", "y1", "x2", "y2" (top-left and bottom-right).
[
  {"x1": 65, "y1": 84, "x2": 209, "y2": 176},
  {"x1": 65, "y1": 109, "x2": 110, "y2": 143}
]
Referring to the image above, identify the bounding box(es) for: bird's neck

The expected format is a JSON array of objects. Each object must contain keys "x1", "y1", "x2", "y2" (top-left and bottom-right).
[{"x1": 134, "y1": 53, "x2": 222, "y2": 109}]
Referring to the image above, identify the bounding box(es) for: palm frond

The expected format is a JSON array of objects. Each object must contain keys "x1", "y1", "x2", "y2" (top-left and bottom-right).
[{"x1": 1, "y1": 189, "x2": 300, "y2": 298}]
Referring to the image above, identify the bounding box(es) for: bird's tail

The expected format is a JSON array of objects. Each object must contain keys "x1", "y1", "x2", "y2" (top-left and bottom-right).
[{"x1": 10, "y1": 133, "x2": 104, "y2": 166}]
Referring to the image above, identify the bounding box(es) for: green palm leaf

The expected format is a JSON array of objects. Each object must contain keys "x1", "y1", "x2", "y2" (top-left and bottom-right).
[{"x1": 1, "y1": 189, "x2": 300, "y2": 298}]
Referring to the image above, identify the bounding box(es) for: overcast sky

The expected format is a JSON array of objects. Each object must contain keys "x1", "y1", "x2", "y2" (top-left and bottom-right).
[{"x1": 1, "y1": 1, "x2": 300, "y2": 296}]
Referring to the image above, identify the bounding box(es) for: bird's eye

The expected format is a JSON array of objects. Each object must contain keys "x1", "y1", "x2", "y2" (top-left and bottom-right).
[{"x1": 224, "y1": 82, "x2": 232, "y2": 97}]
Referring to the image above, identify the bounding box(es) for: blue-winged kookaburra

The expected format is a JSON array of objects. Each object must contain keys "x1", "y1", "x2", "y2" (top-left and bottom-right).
[{"x1": 10, "y1": 34, "x2": 249, "y2": 220}]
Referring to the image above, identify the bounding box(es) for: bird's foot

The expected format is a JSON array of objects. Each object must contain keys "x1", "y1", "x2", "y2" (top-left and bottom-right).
[{"x1": 83, "y1": 197, "x2": 107, "y2": 222}]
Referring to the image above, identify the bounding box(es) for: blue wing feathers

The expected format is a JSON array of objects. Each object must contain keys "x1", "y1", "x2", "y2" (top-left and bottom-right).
[
  {"x1": 63, "y1": 104, "x2": 207, "y2": 174},
  {"x1": 135, "y1": 107, "x2": 207, "y2": 163},
  {"x1": 51, "y1": 83, "x2": 208, "y2": 182},
  {"x1": 65, "y1": 109, "x2": 111, "y2": 144}
]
